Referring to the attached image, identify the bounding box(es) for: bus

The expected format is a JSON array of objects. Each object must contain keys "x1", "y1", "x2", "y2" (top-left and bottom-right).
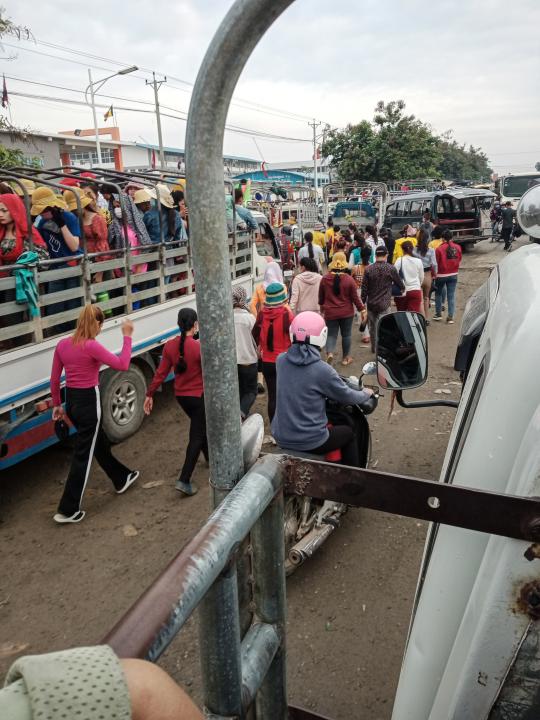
[{"x1": 495, "y1": 173, "x2": 540, "y2": 206}]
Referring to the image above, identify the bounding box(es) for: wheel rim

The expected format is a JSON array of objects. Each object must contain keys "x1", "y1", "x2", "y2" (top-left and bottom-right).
[{"x1": 111, "y1": 381, "x2": 137, "y2": 426}]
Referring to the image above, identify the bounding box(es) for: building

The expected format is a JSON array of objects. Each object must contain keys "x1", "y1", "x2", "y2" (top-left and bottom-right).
[{"x1": 232, "y1": 168, "x2": 330, "y2": 188}]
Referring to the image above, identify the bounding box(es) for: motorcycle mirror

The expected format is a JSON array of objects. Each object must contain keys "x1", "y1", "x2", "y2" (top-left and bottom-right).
[
  {"x1": 376, "y1": 311, "x2": 428, "y2": 391},
  {"x1": 517, "y1": 184, "x2": 540, "y2": 239},
  {"x1": 362, "y1": 361, "x2": 377, "y2": 376}
]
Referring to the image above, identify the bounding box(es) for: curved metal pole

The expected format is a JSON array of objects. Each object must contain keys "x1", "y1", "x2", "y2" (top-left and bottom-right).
[{"x1": 185, "y1": 1, "x2": 295, "y2": 718}]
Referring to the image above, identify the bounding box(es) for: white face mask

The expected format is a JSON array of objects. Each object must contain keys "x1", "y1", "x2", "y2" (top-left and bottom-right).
[{"x1": 114, "y1": 207, "x2": 123, "y2": 219}]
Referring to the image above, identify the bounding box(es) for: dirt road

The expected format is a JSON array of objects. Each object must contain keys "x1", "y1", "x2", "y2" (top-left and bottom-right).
[{"x1": 0, "y1": 238, "x2": 516, "y2": 718}]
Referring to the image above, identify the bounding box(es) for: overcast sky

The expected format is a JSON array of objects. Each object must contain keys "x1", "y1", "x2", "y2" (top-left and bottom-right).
[{"x1": 3, "y1": 0, "x2": 539, "y2": 173}]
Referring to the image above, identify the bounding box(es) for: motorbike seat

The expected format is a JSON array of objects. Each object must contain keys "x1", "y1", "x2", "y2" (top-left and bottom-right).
[{"x1": 275, "y1": 447, "x2": 324, "y2": 462}]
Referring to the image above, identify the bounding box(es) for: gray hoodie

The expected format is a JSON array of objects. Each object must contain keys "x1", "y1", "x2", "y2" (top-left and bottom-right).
[{"x1": 271, "y1": 344, "x2": 371, "y2": 451}]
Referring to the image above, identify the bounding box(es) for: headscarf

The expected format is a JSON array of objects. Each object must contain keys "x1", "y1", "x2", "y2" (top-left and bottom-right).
[
  {"x1": 108, "y1": 193, "x2": 152, "y2": 250},
  {"x1": 0, "y1": 193, "x2": 48, "y2": 266},
  {"x1": 232, "y1": 285, "x2": 249, "y2": 311},
  {"x1": 263, "y1": 260, "x2": 284, "y2": 289},
  {"x1": 406, "y1": 224, "x2": 417, "y2": 237}
]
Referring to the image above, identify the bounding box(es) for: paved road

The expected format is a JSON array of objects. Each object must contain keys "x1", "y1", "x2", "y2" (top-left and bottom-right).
[{"x1": 0, "y1": 237, "x2": 520, "y2": 718}]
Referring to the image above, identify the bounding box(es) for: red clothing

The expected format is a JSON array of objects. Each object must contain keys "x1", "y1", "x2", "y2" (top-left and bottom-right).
[
  {"x1": 318, "y1": 272, "x2": 364, "y2": 321},
  {"x1": 0, "y1": 193, "x2": 48, "y2": 273},
  {"x1": 83, "y1": 213, "x2": 110, "y2": 255},
  {"x1": 252, "y1": 306, "x2": 293, "y2": 363},
  {"x1": 146, "y1": 335, "x2": 204, "y2": 398},
  {"x1": 395, "y1": 290, "x2": 423, "y2": 313},
  {"x1": 435, "y1": 241, "x2": 462, "y2": 277},
  {"x1": 50, "y1": 336, "x2": 132, "y2": 406}
]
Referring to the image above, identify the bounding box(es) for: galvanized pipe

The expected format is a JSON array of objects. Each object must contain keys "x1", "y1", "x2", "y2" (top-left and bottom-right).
[
  {"x1": 102, "y1": 455, "x2": 282, "y2": 661},
  {"x1": 240, "y1": 623, "x2": 281, "y2": 710},
  {"x1": 185, "y1": 1, "x2": 295, "y2": 717}
]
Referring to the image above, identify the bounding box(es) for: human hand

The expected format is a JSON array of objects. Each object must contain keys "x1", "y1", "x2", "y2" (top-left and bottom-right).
[
  {"x1": 51, "y1": 207, "x2": 66, "y2": 228},
  {"x1": 121, "y1": 319, "x2": 134, "y2": 337},
  {"x1": 52, "y1": 405, "x2": 65, "y2": 421},
  {"x1": 143, "y1": 396, "x2": 153, "y2": 415},
  {"x1": 361, "y1": 309, "x2": 368, "y2": 321}
]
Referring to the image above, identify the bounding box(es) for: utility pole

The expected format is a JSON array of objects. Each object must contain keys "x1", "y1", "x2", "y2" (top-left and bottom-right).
[
  {"x1": 146, "y1": 72, "x2": 167, "y2": 168},
  {"x1": 88, "y1": 69, "x2": 102, "y2": 165},
  {"x1": 309, "y1": 118, "x2": 321, "y2": 198}
]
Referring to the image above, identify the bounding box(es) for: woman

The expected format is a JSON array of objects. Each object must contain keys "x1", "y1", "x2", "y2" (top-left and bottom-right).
[
  {"x1": 394, "y1": 240, "x2": 424, "y2": 313},
  {"x1": 50, "y1": 305, "x2": 138, "y2": 524},
  {"x1": 250, "y1": 260, "x2": 284, "y2": 316},
  {"x1": 290, "y1": 257, "x2": 321, "y2": 315},
  {"x1": 349, "y1": 231, "x2": 371, "y2": 267},
  {"x1": 434, "y1": 229, "x2": 462, "y2": 324},
  {"x1": 364, "y1": 225, "x2": 379, "y2": 255},
  {"x1": 232, "y1": 286, "x2": 258, "y2": 420},
  {"x1": 157, "y1": 183, "x2": 187, "y2": 243},
  {"x1": 252, "y1": 282, "x2": 293, "y2": 424},
  {"x1": 393, "y1": 224, "x2": 418, "y2": 263},
  {"x1": 144, "y1": 308, "x2": 206, "y2": 496},
  {"x1": 0, "y1": 193, "x2": 49, "y2": 273},
  {"x1": 413, "y1": 228, "x2": 437, "y2": 319},
  {"x1": 318, "y1": 251, "x2": 365, "y2": 366},
  {"x1": 66, "y1": 189, "x2": 110, "y2": 283},
  {"x1": 351, "y1": 245, "x2": 373, "y2": 345},
  {"x1": 298, "y1": 231, "x2": 325, "y2": 270}
]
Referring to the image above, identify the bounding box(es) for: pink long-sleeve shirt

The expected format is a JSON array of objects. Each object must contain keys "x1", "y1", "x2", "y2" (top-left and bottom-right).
[{"x1": 50, "y1": 336, "x2": 132, "y2": 406}]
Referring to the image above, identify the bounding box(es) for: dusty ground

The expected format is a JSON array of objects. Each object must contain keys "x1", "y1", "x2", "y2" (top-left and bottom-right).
[{"x1": 0, "y1": 237, "x2": 518, "y2": 718}]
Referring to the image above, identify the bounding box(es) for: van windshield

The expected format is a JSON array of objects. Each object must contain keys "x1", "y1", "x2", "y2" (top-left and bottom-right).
[{"x1": 435, "y1": 196, "x2": 477, "y2": 216}]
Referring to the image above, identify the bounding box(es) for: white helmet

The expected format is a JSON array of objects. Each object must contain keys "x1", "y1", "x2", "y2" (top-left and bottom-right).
[{"x1": 290, "y1": 311, "x2": 328, "y2": 349}]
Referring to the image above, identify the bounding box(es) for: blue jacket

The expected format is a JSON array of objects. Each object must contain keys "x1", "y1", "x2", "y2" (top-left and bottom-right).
[
  {"x1": 142, "y1": 208, "x2": 161, "y2": 243},
  {"x1": 271, "y1": 344, "x2": 370, "y2": 451},
  {"x1": 235, "y1": 204, "x2": 258, "y2": 231}
]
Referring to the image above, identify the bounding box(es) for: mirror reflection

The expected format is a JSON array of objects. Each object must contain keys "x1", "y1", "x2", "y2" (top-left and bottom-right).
[
  {"x1": 517, "y1": 184, "x2": 540, "y2": 240},
  {"x1": 376, "y1": 312, "x2": 428, "y2": 390}
]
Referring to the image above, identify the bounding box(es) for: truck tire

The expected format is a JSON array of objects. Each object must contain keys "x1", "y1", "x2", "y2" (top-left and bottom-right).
[{"x1": 100, "y1": 365, "x2": 146, "y2": 443}]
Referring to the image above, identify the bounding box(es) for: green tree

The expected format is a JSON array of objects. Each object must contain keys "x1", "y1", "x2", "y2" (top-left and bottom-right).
[
  {"x1": 0, "y1": 144, "x2": 24, "y2": 168},
  {"x1": 437, "y1": 132, "x2": 491, "y2": 182}
]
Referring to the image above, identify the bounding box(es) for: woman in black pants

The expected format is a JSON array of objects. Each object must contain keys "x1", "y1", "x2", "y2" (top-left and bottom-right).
[{"x1": 144, "y1": 308, "x2": 207, "y2": 496}]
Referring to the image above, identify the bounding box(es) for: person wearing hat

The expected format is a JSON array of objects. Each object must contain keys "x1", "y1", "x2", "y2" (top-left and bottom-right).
[
  {"x1": 361, "y1": 246, "x2": 405, "y2": 353},
  {"x1": 67, "y1": 188, "x2": 111, "y2": 283},
  {"x1": 232, "y1": 285, "x2": 258, "y2": 419},
  {"x1": 0, "y1": 193, "x2": 49, "y2": 275},
  {"x1": 12, "y1": 178, "x2": 36, "y2": 198},
  {"x1": 157, "y1": 183, "x2": 187, "y2": 243},
  {"x1": 134, "y1": 188, "x2": 160, "y2": 244},
  {"x1": 319, "y1": 251, "x2": 365, "y2": 366},
  {"x1": 252, "y1": 282, "x2": 293, "y2": 424}
]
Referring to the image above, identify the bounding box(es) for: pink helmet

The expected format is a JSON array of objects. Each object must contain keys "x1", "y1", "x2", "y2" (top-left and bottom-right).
[{"x1": 290, "y1": 311, "x2": 328, "y2": 349}]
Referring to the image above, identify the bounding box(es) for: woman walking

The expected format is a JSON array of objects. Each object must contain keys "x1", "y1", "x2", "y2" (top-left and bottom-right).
[
  {"x1": 351, "y1": 245, "x2": 373, "y2": 345},
  {"x1": 232, "y1": 286, "x2": 259, "y2": 420},
  {"x1": 298, "y1": 231, "x2": 325, "y2": 271},
  {"x1": 50, "y1": 305, "x2": 138, "y2": 524},
  {"x1": 434, "y1": 229, "x2": 462, "y2": 324},
  {"x1": 252, "y1": 282, "x2": 293, "y2": 424},
  {"x1": 289, "y1": 257, "x2": 321, "y2": 315},
  {"x1": 319, "y1": 251, "x2": 365, "y2": 366},
  {"x1": 413, "y1": 229, "x2": 437, "y2": 320},
  {"x1": 394, "y1": 240, "x2": 424, "y2": 313},
  {"x1": 144, "y1": 308, "x2": 206, "y2": 496}
]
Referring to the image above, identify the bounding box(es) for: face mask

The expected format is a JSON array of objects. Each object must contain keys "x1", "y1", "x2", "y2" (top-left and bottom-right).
[{"x1": 114, "y1": 207, "x2": 123, "y2": 219}]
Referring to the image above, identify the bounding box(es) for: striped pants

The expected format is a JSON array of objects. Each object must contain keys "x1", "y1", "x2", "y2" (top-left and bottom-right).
[{"x1": 57, "y1": 387, "x2": 132, "y2": 517}]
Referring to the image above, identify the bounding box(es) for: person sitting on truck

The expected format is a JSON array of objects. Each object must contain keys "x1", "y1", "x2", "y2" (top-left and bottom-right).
[
  {"x1": 144, "y1": 308, "x2": 207, "y2": 496},
  {"x1": 134, "y1": 188, "x2": 160, "y2": 244},
  {"x1": 434, "y1": 229, "x2": 462, "y2": 324},
  {"x1": 0, "y1": 193, "x2": 49, "y2": 274},
  {"x1": 157, "y1": 184, "x2": 187, "y2": 243},
  {"x1": 50, "y1": 304, "x2": 139, "y2": 524},
  {"x1": 234, "y1": 188, "x2": 258, "y2": 231},
  {"x1": 271, "y1": 311, "x2": 373, "y2": 467},
  {"x1": 65, "y1": 189, "x2": 110, "y2": 283}
]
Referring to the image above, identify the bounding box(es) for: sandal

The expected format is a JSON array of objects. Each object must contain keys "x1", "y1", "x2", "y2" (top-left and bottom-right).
[
  {"x1": 326, "y1": 353, "x2": 334, "y2": 365},
  {"x1": 341, "y1": 356, "x2": 353, "y2": 366}
]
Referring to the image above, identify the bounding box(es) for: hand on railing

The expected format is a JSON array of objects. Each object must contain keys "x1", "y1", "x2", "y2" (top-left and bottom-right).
[
  {"x1": 52, "y1": 406, "x2": 65, "y2": 421},
  {"x1": 121, "y1": 319, "x2": 134, "y2": 337}
]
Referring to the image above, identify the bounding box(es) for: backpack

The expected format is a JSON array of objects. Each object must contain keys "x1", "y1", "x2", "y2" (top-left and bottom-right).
[{"x1": 445, "y1": 243, "x2": 458, "y2": 260}]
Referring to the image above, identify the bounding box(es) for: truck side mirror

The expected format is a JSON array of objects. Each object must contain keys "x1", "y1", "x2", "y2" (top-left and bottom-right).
[
  {"x1": 376, "y1": 312, "x2": 428, "y2": 390},
  {"x1": 517, "y1": 185, "x2": 540, "y2": 239}
]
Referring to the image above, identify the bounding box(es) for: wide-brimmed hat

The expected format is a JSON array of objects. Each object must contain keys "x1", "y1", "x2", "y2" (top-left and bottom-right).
[
  {"x1": 329, "y1": 251, "x2": 348, "y2": 271},
  {"x1": 265, "y1": 282, "x2": 288, "y2": 307},
  {"x1": 133, "y1": 188, "x2": 156, "y2": 204},
  {"x1": 156, "y1": 183, "x2": 174, "y2": 209},
  {"x1": 125, "y1": 180, "x2": 146, "y2": 192},
  {"x1": 63, "y1": 187, "x2": 93, "y2": 212},
  {"x1": 12, "y1": 178, "x2": 36, "y2": 197},
  {"x1": 31, "y1": 186, "x2": 68, "y2": 216}
]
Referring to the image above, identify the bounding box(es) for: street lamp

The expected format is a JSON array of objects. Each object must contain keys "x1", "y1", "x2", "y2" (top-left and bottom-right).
[{"x1": 84, "y1": 66, "x2": 138, "y2": 165}]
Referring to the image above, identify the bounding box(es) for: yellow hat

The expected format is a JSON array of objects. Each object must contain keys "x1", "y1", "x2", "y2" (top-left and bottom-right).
[
  {"x1": 63, "y1": 187, "x2": 93, "y2": 212},
  {"x1": 156, "y1": 183, "x2": 174, "y2": 209},
  {"x1": 31, "y1": 186, "x2": 68, "y2": 216},
  {"x1": 133, "y1": 188, "x2": 156, "y2": 204},
  {"x1": 172, "y1": 179, "x2": 186, "y2": 193},
  {"x1": 12, "y1": 178, "x2": 36, "y2": 197},
  {"x1": 329, "y1": 251, "x2": 348, "y2": 271}
]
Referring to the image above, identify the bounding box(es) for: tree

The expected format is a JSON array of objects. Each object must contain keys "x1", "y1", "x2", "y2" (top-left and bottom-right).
[{"x1": 0, "y1": 144, "x2": 25, "y2": 168}]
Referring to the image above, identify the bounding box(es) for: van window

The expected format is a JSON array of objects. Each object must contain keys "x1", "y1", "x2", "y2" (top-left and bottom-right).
[
  {"x1": 409, "y1": 200, "x2": 423, "y2": 215},
  {"x1": 395, "y1": 201, "x2": 409, "y2": 217},
  {"x1": 462, "y1": 198, "x2": 476, "y2": 213},
  {"x1": 386, "y1": 202, "x2": 396, "y2": 217},
  {"x1": 435, "y1": 196, "x2": 455, "y2": 215}
]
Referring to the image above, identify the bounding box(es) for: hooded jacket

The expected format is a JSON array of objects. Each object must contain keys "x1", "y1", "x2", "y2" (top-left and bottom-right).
[
  {"x1": 290, "y1": 271, "x2": 321, "y2": 315},
  {"x1": 318, "y1": 271, "x2": 364, "y2": 320},
  {"x1": 252, "y1": 305, "x2": 293, "y2": 363},
  {"x1": 0, "y1": 193, "x2": 48, "y2": 271},
  {"x1": 271, "y1": 343, "x2": 371, "y2": 450}
]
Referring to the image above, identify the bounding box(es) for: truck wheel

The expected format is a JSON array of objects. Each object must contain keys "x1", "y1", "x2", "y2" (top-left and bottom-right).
[{"x1": 100, "y1": 365, "x2": 146, "y2": 443}]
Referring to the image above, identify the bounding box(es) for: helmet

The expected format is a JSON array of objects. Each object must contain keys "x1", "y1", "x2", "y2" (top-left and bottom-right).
[{"x1": 290, "y1": 311, "x2": 328, "y2": 349}]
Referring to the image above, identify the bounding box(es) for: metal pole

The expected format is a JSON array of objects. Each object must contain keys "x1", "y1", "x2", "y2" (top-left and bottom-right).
[
  {"x1": 309, "y1": 118, "x2": 321, "y2": 200},
  {"x1": 147, "y1": 72, "x2": 166, "y2": 169},
  {"x1": 185, "y1": 0, "x2": 296, "y2": 716},
  {"x1": 88, "y1": 69, "x2": 102, "y2": 165}
]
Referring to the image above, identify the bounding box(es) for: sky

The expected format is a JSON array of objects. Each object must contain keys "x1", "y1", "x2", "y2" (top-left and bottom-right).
[{"x1": 2, "y1": 0, "x2": 540, "y2": 174}]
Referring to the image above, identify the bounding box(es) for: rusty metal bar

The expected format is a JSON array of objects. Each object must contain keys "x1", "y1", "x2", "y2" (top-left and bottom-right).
[
  {"x1": 283, "y1": 458, "x2": 540, "y2": 542},
  {"x1": 102, "y1": 454, "x2": 282, "y2": 660}
]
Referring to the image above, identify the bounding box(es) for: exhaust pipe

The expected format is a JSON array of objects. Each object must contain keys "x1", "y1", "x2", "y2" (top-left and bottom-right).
[{"x1": 288, "y1": 522, "x2": 337, "y2": 566}]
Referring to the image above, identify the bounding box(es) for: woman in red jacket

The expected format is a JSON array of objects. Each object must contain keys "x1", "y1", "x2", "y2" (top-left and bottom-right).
[
  {"x1": 0, "y1": 193, "x2": 49, "y2": 274},
  {"x1": 319, "y1": 251, "x2": 365, "y2": 366},
  {"x1": 252, "y1": 282, "x2": 293, "y2": 424},
  {"x1": 144, "y1": 307, "x2": 206, "y2": 496}
]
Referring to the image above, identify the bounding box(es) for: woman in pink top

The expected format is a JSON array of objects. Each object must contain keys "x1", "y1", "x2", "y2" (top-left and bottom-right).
[{"x1": 50, "y1": 304, "x2": 138, "y2": 524}]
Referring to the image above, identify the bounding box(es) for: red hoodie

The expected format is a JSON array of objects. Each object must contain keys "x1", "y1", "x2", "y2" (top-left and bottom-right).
[
  {"x1": 0, "y1": 193, "x2": 48, "y2": 271},
  {"x1": 435, "y1": 241, "x2": 462, "y2": 277},
  {"x1": 252, "y1": 306, "x2": 293, "y2": 363},
  {"x1": 318, "y1": 271, "x2": 364, "y2": 321}
]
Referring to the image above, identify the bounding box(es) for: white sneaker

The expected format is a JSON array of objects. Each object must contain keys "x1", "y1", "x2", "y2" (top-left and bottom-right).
[
  {"x1": 116, "y1": 470, "x2": 140, "y2": 494},
  {"x1": 53, "y1": 510, "x2": 86, "y2": 524}
]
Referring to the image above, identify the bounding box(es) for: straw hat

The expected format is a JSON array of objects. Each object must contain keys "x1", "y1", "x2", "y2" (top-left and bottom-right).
[
  {"x1": 63, "y1": 187, "x2": 93, "y2": 212},
  {"x1": 133, "y1": 188, "x2": 156, "y2": 204},
  {"x1": 329, "y1": 251, "x2": 348, "y2": 271},
  {"x1": 156, "y1": 183, "x2": 174, "y2": 209},
  {"x1": 12, "y1": 178, "x2": 36, "y2": 197},
  {"x1": 31, "y1": 187, "x2": 68, "y2": 216}
]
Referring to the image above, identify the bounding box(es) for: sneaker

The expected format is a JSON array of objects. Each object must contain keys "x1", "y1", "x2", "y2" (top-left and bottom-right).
[
  {"x1": 447, "y1": 317, "x2": 455, "y2": 324},
  {"x1": 433, "y1": 314, "x2": 442, "y2": 321},
  {"x1": 116, "y1": 470, "x2": 140, "y2": 494},
  {"x1": 53, "y1": 510, "x2": 86, "y2": 524},
  {"x1": 175, "y1": 480, "x2": 198, "y2": 496}
]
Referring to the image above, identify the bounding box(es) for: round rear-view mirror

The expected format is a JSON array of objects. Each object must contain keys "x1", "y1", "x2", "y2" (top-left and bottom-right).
[{"x1": 517, "y1": 184, "x2": 540, "y2": 239}]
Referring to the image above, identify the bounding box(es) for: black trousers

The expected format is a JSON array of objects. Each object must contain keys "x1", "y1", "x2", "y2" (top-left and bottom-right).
[
  {"x1": 58, "y1": 387, "x2": 132, "y2": 516},
  {"x1": 238, "y1": 363, "x2": 258, "y2": 418},
  {"x1": 501, "y1": 226, "x2": 512, "y2": 249},
  {"x1": 307, "y1": 425, "x2": 359, "y2": 467},
  {"x1": 261, "y1": 361, "x2": 277, "y2": 423},
  {"x1": 177, "y1": 395, "x2": 209, "y2": 485}
]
